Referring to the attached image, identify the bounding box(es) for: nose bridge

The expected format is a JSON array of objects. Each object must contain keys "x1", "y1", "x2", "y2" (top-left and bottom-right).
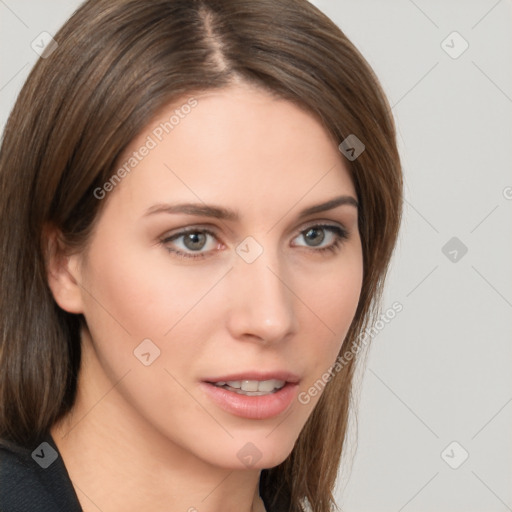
[{"x1": 226, "y1": 237, "x2": 297, "y2": 342}]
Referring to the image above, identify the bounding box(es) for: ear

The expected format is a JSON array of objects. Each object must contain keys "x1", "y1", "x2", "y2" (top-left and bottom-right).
[{"x1": 43, "y1": 224, "x2": 85, "y2": 314}]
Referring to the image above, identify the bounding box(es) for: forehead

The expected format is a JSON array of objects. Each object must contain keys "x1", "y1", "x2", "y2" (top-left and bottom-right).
[{"x1": 107, "y1": 84, "x2": 356, "y2": 221}]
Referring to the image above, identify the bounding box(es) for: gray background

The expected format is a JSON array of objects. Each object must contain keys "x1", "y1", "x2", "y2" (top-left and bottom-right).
[{"x1": 1, "y1": 1, "x2": 511, "y2": 511}]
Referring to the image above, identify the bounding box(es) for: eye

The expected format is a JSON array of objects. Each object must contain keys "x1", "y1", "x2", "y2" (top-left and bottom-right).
[
  {"x1": 292, "y1": 224, "x2": 348, "y2": 255},
  {"x1": 160, "y1": 223, "x2": 349, "y2": 260},
  {"x1": 160, "y1": 228, "x2": 221, "y2": 260}
]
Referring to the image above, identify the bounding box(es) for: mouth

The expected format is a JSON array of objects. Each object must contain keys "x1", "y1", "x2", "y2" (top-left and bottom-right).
[
  {"x1": 207, "y1": 379, "x2": 287, "y2": 396},
  {"x1": 200, "y1": 372, "x2": 300, "y2": 420}
]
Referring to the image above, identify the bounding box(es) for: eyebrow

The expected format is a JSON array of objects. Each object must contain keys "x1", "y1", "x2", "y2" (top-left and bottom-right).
[{"x1": 143, "y1": 195, "x2": 358, "y2": 221}]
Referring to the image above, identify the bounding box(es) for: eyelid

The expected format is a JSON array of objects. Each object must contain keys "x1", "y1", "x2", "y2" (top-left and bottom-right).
[
  {"x1": 160, "y1": 224, "x2": 220, "y2": 240},
  {"x1": 292, "y1": 219, "x2": 349, "y2": 237},
  {"x1": 160, "y1": 219, "x2": 348, "y2": 243}
]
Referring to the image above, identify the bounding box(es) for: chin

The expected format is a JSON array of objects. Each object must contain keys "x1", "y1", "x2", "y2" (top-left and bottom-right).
[{"x1": 200, "y1": 430, "x2": 299, "y2": 471}]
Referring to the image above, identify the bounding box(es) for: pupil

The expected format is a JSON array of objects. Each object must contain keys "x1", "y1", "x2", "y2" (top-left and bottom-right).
[
  {"x1": 184, "y1": 232, "x2": 206, "y2": 250},
  {"x1": 305, "y1": 228, "x2": 324, "y2": 246}
]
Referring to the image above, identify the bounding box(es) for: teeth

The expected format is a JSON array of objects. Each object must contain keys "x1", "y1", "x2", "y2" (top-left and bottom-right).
[
  {"x1": 214, "y1": 379, "x2": 286, "y2": 394},
  {"x1": 241, "y1": 380, "x2": 259, "y2": 392},
  {"x1": 256, "y1": 379, "x2": 283, "y2": 392}
]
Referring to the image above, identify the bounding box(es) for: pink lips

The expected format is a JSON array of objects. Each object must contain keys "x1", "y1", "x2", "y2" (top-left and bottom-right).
[{"x1": 200, "y1": 371, "x2": 300, "y2": 420}]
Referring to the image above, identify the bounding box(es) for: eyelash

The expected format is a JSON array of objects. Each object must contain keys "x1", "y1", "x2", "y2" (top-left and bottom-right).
[{"x1": 159, "y1": 223, "x2": 349, "y2": 260}]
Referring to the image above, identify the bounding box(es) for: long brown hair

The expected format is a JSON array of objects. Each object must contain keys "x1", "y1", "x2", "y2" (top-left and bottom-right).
[{"x1": 0, "y1": 1, "x2": 402, "y2": 510}]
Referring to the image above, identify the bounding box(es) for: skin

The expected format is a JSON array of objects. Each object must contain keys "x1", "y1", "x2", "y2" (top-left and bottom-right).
[{"x1": 48, "y1": 82, "x2": 363, "y2": 512}]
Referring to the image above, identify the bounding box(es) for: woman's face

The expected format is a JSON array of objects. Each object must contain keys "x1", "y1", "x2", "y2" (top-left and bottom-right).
[{"x1": 65, "y1": 83, "x2": 363, "y2": 469}]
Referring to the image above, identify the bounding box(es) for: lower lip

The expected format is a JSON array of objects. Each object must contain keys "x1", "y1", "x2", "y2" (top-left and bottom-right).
[{"x1": 200, "y1": 381, "x2": 298, "y2": 420}]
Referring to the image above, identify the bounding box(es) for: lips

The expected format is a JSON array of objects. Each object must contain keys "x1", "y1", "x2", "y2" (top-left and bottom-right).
[{"x1": 201, "y1": 371, "x2": 300, "y2": 419}]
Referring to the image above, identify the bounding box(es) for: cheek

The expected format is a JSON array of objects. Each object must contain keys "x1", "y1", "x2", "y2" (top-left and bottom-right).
[
  {"x1": 314, "y1": 268, "x2": 362, "y2": 326},
  {"x1": 296, "y1": 254, "x2": 363, "y2": 386},
  {"x1": 81, "y1": 233, "x2": 212, "y2": 333},
  {"x1": 79, "y1": 235, "x2": 228, "y2": 380}
]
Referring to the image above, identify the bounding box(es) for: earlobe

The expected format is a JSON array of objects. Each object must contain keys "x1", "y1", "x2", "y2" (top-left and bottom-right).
[{"x1": 44, "y1": 226, "x2": 85, "y2": 314}]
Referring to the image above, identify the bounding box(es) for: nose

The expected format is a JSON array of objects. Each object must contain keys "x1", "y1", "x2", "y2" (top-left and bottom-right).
[{"x1": 225, "y1": 246, "x2": 298, "y2": 344}]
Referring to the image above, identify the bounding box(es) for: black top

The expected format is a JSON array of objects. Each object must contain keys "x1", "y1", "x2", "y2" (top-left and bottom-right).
[
  {"x1": 0, "y1": 432, "x2": 287, "y2": 511},
  {"x1": 0, "y1": 432, "x2": 82, "y2": 511}
]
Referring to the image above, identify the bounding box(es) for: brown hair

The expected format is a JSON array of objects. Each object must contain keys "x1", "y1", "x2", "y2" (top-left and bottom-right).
[{"x1": 0, "y1": 0, "x2": 402, "y2": 510}]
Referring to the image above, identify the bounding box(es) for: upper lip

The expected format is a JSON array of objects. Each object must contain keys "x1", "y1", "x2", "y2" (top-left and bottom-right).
[{"x1": 203, "y1": 371, "x2": 300, "y2": 384}]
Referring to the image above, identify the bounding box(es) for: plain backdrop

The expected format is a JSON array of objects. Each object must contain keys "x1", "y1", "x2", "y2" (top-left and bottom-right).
[{"x1": 1, "y1": 1, "x2": 511, "y2": 511}]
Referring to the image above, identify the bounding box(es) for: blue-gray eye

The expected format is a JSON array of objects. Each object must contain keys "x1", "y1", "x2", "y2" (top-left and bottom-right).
[{"x1": 293, "y1": 225, "x2": 347, "y2": 249}]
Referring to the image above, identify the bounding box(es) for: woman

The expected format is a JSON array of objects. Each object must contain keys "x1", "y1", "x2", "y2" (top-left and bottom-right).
[{"x1": 0, "y1": 0, "x2": 402, "y2": 511}]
